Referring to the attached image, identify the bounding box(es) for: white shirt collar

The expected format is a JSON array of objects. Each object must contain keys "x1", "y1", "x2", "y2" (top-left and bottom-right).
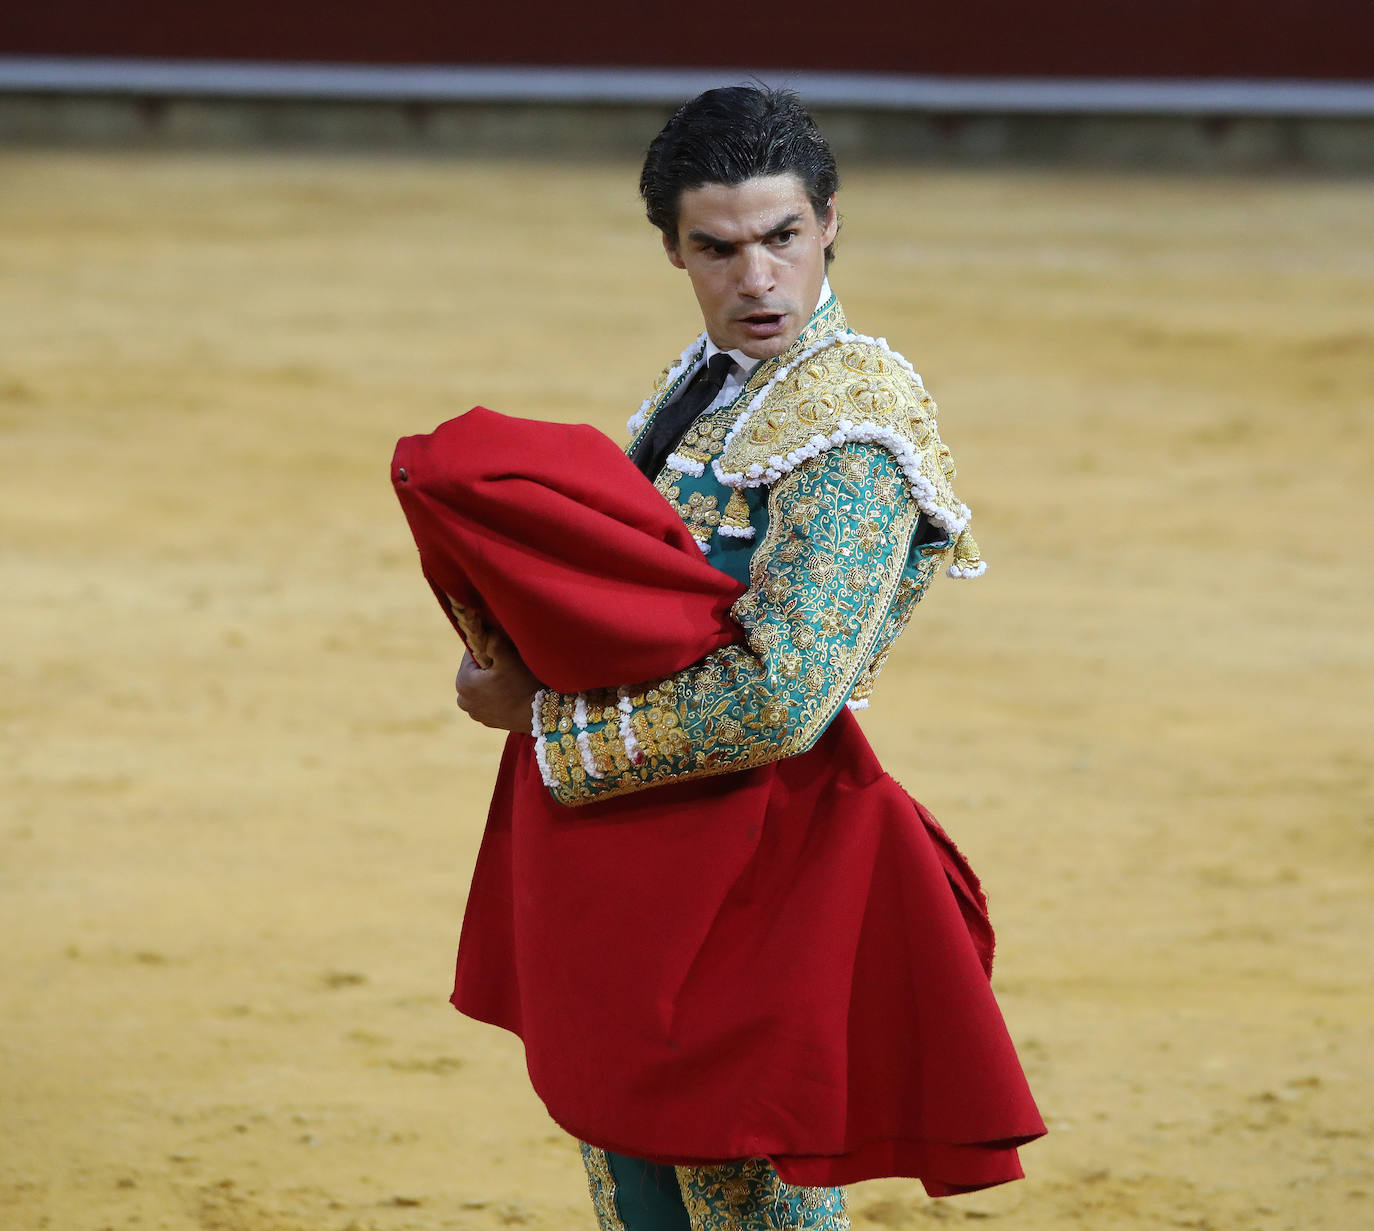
[{"x1": 703, "y1": 277, "x2": 833, "y2": 377}]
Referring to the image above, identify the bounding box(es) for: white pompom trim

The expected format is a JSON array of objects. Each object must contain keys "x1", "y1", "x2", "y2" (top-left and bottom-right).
[
  {"x1": 710, "y1": 332, "x2": 971, "y2": 537},
  {"x1": 571, "y1": 693, "x2": 604, "y2": 778},
  {"x1": 531, "y1": 690, "x2": 556, "y2": 788},
  {"x1": 846, "y1": 697, "x2": 870, "y2": 711},
  {"x1": 627, "y1": 334, "x2": 707, "y2": 438},
  {"x1": 575, "y1": 731, "x2": 604, "y2": 779},
  {"x1": 617, "y1": 688, "x2": 643, "y2": 765},
  {"x1": 665, "y1": 452, "x2": 705, "y2": 478},
  {"x1": 717, "y1": 524, "x2": 755, "y2": 540},
  {"x1": 947, "y1": 561, "x2": 988, "y2": 579}
]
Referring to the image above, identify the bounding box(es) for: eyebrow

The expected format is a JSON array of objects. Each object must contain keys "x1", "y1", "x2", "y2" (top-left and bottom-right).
[{"x1": 687, "y1": 212, "x2": 804, "y2": 250}]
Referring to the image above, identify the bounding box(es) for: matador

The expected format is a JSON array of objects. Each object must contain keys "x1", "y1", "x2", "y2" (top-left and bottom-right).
[{"x1": 411, "y1": 84, "x2": 1045, "y2": 1231}]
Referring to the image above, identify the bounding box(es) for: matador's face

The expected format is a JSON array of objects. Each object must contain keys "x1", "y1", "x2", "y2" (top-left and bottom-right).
[{"x1": 664, "y1": 174, "x2": 837, "y2": 362}]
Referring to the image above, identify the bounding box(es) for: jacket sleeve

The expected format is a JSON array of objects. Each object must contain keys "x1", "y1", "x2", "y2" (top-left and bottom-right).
[{"x1": 533, "y1": 442, "x2": 924, "y2": 805}]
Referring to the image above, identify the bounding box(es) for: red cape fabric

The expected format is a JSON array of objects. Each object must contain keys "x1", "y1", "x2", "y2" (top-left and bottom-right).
[
  {"x1": 392, "y1": 407, "x2": 1044, "y2": 1194},
  {"x1": 454, "y1": 726, "x2": 1044, "y2": 1196},
  {"x1": 391, "y1": 407, "x2": 745, "y2": 694}
]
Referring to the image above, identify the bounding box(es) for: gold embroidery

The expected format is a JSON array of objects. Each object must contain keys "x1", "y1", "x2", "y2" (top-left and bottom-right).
[
  {"x1": 584, "y1": 724, "x2": 624, "y2": 776},
  {"x1": 721, "y1": 487, "x2": 752, "y2": 533},
  {"x1": 848, "y1": 541, "x2": 948, "y2": 703},
  {"x1": 680, "y1": 491, "x2": 722, "y2": 546},
  {"x1": 951, "y1": 527, "x2": 983, "y2": 573},
  {"x1": 676, "y1": 1158, "x2": 850, "y2": 1230},
  {"x1": 579, "y1": 1143, "x2": 628, "y2": 1231},
  {"x1": 541, "y1": 691, "x2": 576, "y2": 735},
  {"x1": 445, "y1": 595, "x2": 495, "y2": 668},
  {"x1": 673, "y1": 420, "x2": 730, "y2": 470},
  {"x1": 543, "y1": 737, "x2": 571, "y2": 785}
]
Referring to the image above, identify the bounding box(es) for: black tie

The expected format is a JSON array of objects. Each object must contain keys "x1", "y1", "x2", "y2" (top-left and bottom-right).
[{"x1": 631, "y1": 353, "x2": 735, "y2": 479}]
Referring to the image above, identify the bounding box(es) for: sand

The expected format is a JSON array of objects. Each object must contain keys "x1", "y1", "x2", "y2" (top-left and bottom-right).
[{"x1": 2, "y1": 150, "x2": 1372, "y2": 1231}]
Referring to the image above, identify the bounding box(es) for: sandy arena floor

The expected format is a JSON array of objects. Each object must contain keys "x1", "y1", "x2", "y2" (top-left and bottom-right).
[{"x1": 2, "y1": 150, "x2": 1372, "y2": 1231}]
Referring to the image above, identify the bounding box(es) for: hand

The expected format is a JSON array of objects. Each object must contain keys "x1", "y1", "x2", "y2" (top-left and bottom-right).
[{"x1": 454, "y1": 633, "x2": 542, "y2": 733}]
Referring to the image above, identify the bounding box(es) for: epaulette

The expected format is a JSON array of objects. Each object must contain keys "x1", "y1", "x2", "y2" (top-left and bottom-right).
[{"x1": 715, "y1": 332, "x2": 985, "y2": 578}]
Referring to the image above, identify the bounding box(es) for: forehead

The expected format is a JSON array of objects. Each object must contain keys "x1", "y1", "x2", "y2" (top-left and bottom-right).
[{"x1": 675, "y1": 174, "x2": 813, "y2": 240}]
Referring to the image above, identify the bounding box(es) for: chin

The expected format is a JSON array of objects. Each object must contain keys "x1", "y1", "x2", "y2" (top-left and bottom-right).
[{"x1": 738, "y1": 333, "x2": 798, "y2": 362}]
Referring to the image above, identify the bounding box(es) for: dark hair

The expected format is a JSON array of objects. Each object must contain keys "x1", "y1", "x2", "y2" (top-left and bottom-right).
[{"x1": 640, "y1": 85, "x2": 840, "y2": 263}]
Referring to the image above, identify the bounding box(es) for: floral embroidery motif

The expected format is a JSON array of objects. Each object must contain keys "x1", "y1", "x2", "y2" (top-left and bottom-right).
[
  {"x1": 676, "y1": 1157, "x2": 849, "y2": 1230},
  {"x1": 846, "y1": 538, "x2": 948, "y2": 705}
]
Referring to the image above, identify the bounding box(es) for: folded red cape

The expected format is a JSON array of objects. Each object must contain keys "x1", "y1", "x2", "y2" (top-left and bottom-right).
[{"x1": 391, "y1": 407, "x2": 745, "y2": 693}]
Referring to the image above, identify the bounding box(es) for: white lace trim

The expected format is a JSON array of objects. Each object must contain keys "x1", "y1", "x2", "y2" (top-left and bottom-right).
[
  {"x1": 665, "y1": 451, "x2": 705, "y2": 478},
  {"x1": 617, "y1": 689, "x2": 643, "y2": 765},
  {"x1": 713, "y1": 418, "x2": 971, "y2": 536},
  {"x1": 570, "y1": 693, "x2": 603, "y2": 780},
  {"x1": 575, "y1": 731, "x2": 604, "y2": 779},
  {"x1": 627, "y1": 333, "x2": 707, "y2": 437},
  {"x1": 531, "y1": 690, "x2": 556, "y2": 787},
  {"x1": 948, "y1": 561, "x2": 988, "y2": 579}
]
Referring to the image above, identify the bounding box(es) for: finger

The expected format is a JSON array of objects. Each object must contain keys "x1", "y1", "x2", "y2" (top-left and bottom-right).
[
  {"x1": 488, "y1": 637, "x2": 528, "y2": 674},
  {"x1": 456, "y1": 654, "x2": 485, "y2": 692},
  {"x1": 485, "y1": 627, "x2": 520, "y2": 660}
]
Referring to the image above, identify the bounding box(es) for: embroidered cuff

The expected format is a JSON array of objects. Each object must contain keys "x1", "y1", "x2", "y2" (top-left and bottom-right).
[{"x1": 538, "y1": 688, "x2": 641, "y2": 799}]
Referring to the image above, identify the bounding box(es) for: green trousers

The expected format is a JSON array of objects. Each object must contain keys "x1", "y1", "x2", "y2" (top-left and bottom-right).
[{"x1": 580, "y1": 1142, "x2": 849, "y2": 1230}]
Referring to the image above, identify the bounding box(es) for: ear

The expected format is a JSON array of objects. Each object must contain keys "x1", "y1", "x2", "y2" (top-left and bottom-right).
[
  {"x1": 662, "y1": 231, "x2": 686, "y2": 270},
  {"x1": 819, "y1": 196, "x2": 839, "y2": 248}
]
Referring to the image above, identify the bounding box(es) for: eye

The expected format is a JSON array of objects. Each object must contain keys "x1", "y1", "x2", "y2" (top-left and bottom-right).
[{"x1": 770, "y1": 229, "x2": 797, "y2": 247}]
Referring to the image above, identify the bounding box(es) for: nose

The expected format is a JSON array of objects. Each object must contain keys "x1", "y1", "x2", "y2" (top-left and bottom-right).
[{"x1": 737, "y1": 245, "x2": 774, "y2": 298}]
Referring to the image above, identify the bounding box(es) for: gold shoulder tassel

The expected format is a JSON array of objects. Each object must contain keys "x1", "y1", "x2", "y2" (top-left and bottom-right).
[
  {"x1": 949, "y1": 529, "x2": 986, "y2": 579},
  {"x1": 720, "y1": 488, "x2": 754, "y2": 537}
]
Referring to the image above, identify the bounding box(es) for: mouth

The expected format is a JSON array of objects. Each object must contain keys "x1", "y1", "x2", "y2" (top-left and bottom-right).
[{"x1": 737, "y1": 311, "x2": 787, "y2": 338}]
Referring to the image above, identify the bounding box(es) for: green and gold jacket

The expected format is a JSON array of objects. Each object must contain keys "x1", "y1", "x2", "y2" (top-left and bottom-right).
[{"x1": 534, "y1": 292, "x2": 984, "y2": 805}]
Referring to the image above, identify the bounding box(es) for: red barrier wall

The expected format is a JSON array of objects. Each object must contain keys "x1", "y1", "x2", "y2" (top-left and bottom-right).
[{"x1": 2, "y1": 2, "x2": 1371, "y2": 80}]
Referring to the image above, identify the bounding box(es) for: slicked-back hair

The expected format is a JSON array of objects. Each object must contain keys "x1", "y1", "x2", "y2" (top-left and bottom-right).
[{"x1": 640, "y1": 86, "x2": 840, "y2": 263}]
